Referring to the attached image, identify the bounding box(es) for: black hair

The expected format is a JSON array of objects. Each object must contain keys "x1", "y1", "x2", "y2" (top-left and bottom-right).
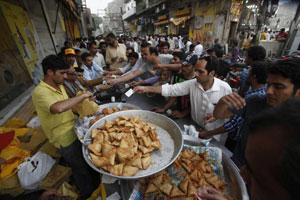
[
  {"x1": 81, "y1": 52, "x2": 92, "y2": 61},
  {"x1": 128, "y1": 52, "x2": 139, "y2": 59},
  {"x1": 75, "y1": 67, "x2": 84, "y2": 73},
  {"x1": 149, "y1": 47, "x2": 159, "y2": 56},
  {"x1": 88, "y1": 41, "x2": 97, "y2": 49},
  {"x1": 41, "y1": 55, "x2": 68, "y2": 75},
  {"x1": 189, "y1": 44, "x2": 195, "y2": 50},
  {"x1": 141, "y1": 42, "x2": 151, "y2": 48},
  {"x1": 173, "y1": 51, "x2": 184, "y2": 60},
  {"x1": 269, "y1": 58, "x2": 300, "y2": 94},
  {"x1": 59, "y1": 47, "x2": 68, "y2": 58},
  {"x1": 99, "y1": 42, "x2": 106, "y2": 49},
  {"x1": 127, "y1": 47, "x2": 135, "y2": 52},
  {"x1": 106, "y1": 32, "x2": 116, "y2": 38},
  {"x1": 79, "y1": 43, "x2": 86, "y2": 49},
  {"x1": 247, "y1": 46, "x2": 266, "y2": 61},
  {"x1": 75, "y1": 49, "x2": 81, "y2": 54},
  {"x1": 247, "y1": 98, "x2": 300, "y2": 200},
  {"x1": 161, "y1": 42, "x2": 170, "y2": 49},
  {"x1": 133, "y1": 37, "x2": 138, "y2": 41},
  {"x1": 64, "y1": 41, "x2": 71, "y2": 46},
  {"x1": 199, "y1": 55, "x2": 219, "y2": 74},
  {"x1": 207, "y1": 48, "x2": 215, "y2": 53},
  {"x1": 232, "y1": 39, "x2": 238, "y2": 46},
  {"x1": 215, "y1": 48, "x2": 224, "y2": 58},
  {"x1": 250, "y1": 61, "x2": 269, "y2": 84}
]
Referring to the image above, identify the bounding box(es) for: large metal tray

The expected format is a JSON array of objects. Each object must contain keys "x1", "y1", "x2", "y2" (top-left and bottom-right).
[
  {"x1": 82, "y1": 110, "x2": 183, "y2": 180},
  {"x1": 120, "y1": 136, "x2": 249, "y2": 199}
]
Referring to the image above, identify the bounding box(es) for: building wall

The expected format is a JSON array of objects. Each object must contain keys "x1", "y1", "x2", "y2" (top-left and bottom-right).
[{"x1": 268, "y1": 1, "x2": 299, "y2": 31}]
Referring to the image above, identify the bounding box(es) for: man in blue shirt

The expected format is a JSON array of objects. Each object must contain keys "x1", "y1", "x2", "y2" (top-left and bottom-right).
[
  {"x1": 214, "y1": 58, "x2": 300, "y2": 168},
  {"x1": 81, "y1": 52, "x2": 104, "y2": 80}
]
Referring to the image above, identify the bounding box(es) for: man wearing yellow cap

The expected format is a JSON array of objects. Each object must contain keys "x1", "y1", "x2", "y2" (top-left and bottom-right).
[{"x1": 63, "y1": 48, "x2": 78, "y2": 68}]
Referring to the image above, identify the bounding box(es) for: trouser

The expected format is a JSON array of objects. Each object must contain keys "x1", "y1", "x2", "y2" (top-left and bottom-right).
[
  {"x1": 224, "y1": 137, "x2": 238, "y2": 153},
  {"x1": 58, "y1": 140, "x2": 100, "y2": 199}
]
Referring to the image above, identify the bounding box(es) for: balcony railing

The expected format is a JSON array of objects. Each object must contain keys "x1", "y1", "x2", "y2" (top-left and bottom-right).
[{"x1": 122, "y1": 7, "x2": 136, "y2": 20}]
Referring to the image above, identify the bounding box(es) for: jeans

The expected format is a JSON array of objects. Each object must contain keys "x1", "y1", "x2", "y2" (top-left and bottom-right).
[{"x1": 58, "y1": 140, "x2": 100, "y2": 199}]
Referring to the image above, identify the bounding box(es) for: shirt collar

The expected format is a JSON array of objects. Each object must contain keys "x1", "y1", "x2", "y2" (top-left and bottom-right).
[
  {"x1": 197, "y1": 77, "x2": 220, "y2": 92},
  {"x1": 40, "y1": 80, "x2": 63, "y2": 94},
  {"x1": 81, "y1": 64, "x2": 92, "y2": 71},
  {"x1": 245, "y1": 86, "x2": 266, "y2": 96}
]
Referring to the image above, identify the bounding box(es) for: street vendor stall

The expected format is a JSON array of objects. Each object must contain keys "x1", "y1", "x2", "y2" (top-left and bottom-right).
[{"x1": 75, "y1": 91, "x2": 249, "y2": 200}]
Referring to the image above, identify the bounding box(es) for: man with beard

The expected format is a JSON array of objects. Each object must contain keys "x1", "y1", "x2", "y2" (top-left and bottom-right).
[
  {"x1": 32, "y1": 55, "x2": 99, "y2": 199},
  {"x1": 63, "y1": 48, "x2": 76, "y2": 68}
]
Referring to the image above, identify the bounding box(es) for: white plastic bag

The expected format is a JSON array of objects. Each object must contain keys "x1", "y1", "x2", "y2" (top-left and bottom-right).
[{"x1": 17, "y1": 152, "x2": 56, "y2": 190}]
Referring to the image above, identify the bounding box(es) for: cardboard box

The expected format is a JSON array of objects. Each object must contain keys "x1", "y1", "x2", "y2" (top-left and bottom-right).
[
  {"x1": 0, "y1": 173, "x2": 24, "y2": 197},
  {"x1": 20, "y1": 126, "x2": 48, "y2": 153},
  {"x1": 39, "y1": 165, "x2": 72, "y2": 190},
  {"x1": 38, "y1": 141, "x2": 61, "y2": 159}
]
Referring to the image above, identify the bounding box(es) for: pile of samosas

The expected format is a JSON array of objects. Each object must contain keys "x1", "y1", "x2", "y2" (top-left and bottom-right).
[
  {"x1": 142, "y1": 149, "x2": 229, "y2": 199},
  {"x1": 88, "y1": 115, "x2": 162, "y2": 176},
  {"x1": 90, "y1": 107, "x2": 135, "y2": 127}
]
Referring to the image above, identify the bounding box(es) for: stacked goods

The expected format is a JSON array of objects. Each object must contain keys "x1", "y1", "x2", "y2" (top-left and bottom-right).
[
  {"x1": 89, "y1": 107, "x2": 136, "y2": 127},
  {"x1": 141, "y1": 149, "x2": 232, "y2": 200}
]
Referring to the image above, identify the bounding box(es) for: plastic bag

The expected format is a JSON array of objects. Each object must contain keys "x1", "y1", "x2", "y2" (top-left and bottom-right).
[{"x1": 17, "y1": 152, "x2": 56, "y2": 190}]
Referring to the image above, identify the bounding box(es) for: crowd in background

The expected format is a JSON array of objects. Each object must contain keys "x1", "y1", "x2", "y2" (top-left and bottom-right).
[{"x1": 30, "y1": 31, "x2": 300, "y2": 200}]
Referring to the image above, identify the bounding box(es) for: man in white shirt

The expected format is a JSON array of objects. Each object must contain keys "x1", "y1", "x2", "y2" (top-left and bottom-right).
[
  {"x1": 194, "y1": 42, "x2": 203, "y2": 57},
  {"x1": 88, "y1": 41, "x2": 106, "y2": 69},
  {"x1": 134, "y1": 56, "x2": 232, "y2": 143},
  {"x1": 107, "y1": 42, "x2": 173, "y2": 85},
  {"x1": 103, "y1": 52, "x2": 139, "y2": 75},
  {"x1": 133, "y1": 37, "x2": 139, "y2": 53},
  {"x1": 182, "y1": 37, "x2": 192, "y2": 53},
  {"x1": 105, "y1": 33, "x2": 127, "y2": 68},
  {"x1": 81, "y1": 52, "x2": 104, "y2": 81},
  {"x1": 169, "y1": 35, "x2": 175, "y2": 51}
]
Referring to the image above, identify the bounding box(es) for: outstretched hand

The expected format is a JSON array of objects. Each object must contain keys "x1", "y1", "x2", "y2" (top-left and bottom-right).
[
  {"x1": 220, "y1": 93, "x2": 246, "y2": 111},
  {"x1": 133, "y1": 86, "x2": 148, "y2": 94},
  {"x1": 195, "y1": 186, "x2": 227, "y2": 200},
  {"x1": 152, "y1": 107, "x2": 165, "y2": 113}
]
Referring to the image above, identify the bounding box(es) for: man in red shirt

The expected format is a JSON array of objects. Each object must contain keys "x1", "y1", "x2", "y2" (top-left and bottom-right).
[{"x1": 276, "y1": 28, "x2": 288, "y2": 41}]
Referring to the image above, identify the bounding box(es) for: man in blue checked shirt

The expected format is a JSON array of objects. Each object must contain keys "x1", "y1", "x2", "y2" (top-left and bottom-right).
[
  {"x1": 198, "y1": 61, "x2": 269, "y2": 151},
  {"x1": 81, "y1": 52, "x2": 104, "y2": 81}
]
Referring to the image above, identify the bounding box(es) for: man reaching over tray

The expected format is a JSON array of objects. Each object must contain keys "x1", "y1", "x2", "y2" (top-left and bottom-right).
[
  {"x1": 134, "y1": 55, "x2": 232, "y2": 143},
  {"x1": 196, "y1": 99, "x2": 300, "y2": 200},
  {"x1": 32, "y1": 55, "x2": 99, "y2": 199},
  {"x1": 213, "y1": 58, "x2": 300, "y2": 168}
]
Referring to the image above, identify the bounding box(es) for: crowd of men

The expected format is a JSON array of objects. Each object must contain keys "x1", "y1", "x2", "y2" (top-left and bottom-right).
[{"x1": 31, "y1": 32, "x2": 300, "y2": 200}]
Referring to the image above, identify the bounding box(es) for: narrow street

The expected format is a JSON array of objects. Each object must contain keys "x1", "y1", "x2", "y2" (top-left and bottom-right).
[{"x1": 0, "y1": 0, "x2": 300, "y2": 200}]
